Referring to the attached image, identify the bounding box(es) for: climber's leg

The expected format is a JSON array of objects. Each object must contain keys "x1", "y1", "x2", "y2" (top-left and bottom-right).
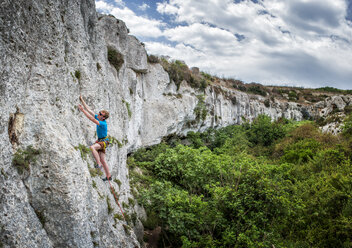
[
  {"x1": 99, "y1": 151, "x2": 111, "y2": 179},
  {"x1": 90, "y1": 143, "x2": 102, "y2": 166}
]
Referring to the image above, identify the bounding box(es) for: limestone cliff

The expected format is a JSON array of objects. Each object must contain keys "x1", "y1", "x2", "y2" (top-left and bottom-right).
[{"x1": 0, "y1": 1, "x2": 351, "y2": 247}]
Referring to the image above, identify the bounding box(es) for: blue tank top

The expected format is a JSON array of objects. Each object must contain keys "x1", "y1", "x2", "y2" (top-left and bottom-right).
[{"x1": 95, "y1": 114, "x2": 108, "y2": 139}]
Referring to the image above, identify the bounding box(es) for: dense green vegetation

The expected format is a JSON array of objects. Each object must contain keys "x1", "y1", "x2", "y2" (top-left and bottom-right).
[
  {"x1": 107, "y1": 46, "x2": 124, "y2": 71},
  {"x1": 129, "y1": 115, "x2": 352, "y2": 248}
]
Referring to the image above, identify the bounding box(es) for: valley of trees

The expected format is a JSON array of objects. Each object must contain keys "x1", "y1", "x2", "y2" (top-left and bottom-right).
[{"x1": 128, "y1": 114, "x2": 352, "y2": 248}]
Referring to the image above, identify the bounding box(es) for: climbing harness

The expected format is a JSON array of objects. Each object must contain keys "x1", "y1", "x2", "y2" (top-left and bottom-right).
[{"x1": 95, "y1": 137, "x2": 110, "y2": 153}]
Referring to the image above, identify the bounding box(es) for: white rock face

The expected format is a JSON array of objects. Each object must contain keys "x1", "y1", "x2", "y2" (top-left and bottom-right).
[{"x1": 0, "y1": 1, "x2": 351, "y2": 247}]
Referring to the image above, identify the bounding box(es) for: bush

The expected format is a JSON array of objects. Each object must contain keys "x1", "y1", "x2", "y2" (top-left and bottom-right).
[
  {"x1": 231, "y1": 96, "x2": 237, "y2": 105},
  {"x1": 246, "y1": 114, "x2": 286, "y2": 146},
  {"x1": 147, "y1": 54, "x2": 159, "y2": 64},
  {"x1": 344, "y1": 105, "x2": 352, "y2": 114},
  {"x1": 281, "y1": 138, "x2": 321, "y2": 164},
  {"x1": 161, "y1": 59, "x2": 213, "y2": 91},
  {"x1": 201, "y1": 72, "x2": 213, "y2": 82},
  {"x1": 74, "y1": 144, "x2": 91, "y2": 161},
  {"x1": 287, "y1": 122, "x2": 320, "y2": 141},
  {"x1": 247, "y1": 84, "x2": 267, "y2": 96},
  {"x1": 96, "y1": 63, "x2": 101, "y2": 71},
  {"x1": 264, "y1": 99, "x2": 270, "y2": 107},
  {"x1": 12, "y1": 146, "x2": 41, "y2": 174},
  {"x1": 132, "y1": 143, "x2": 169, "y2": 163},
  {"x1": 301, "y1": 108, "x2": 311, "y2": 120},
  {"x1": 342, "y1": 113, "x2": 352, "y2": 137},
  {"x1": 193, "y1": 95, "x2": 207, "y2": 122},
  {"x1": 107, "y1": 47, "x2": 124, "y2": 71},
  {"x1": 186, "y1": 131, "x2": 204, "y2": 149},
  {"x1": 288, "y1": 90, "x2": 299, "y2": 101},
  {"x1": 237, "y1": 84, "x2": 247, "y2": 92},
  {"x1": 74, "y1": 70, "x2": 81, "y2": 80},
  {"x1": 160, "y1": 59, "x2": 190, "y2": 90},
  {"x1": 129, "y1": 117, "x2": 352, "y2": 247}
]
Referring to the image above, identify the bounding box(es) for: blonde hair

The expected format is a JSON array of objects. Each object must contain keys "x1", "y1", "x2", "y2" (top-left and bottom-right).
[{"x1": 101, "y1": 110, "x2": 110, "y2": 119}]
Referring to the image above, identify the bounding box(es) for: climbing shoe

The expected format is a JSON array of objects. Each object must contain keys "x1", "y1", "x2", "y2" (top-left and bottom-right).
[{"x1": 102, "y1": 176, "x2": 112, "y2": 182}]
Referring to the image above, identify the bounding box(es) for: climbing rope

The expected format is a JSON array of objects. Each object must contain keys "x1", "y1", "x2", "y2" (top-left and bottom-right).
[{"x1": 107, "y1": 178, "x2": 126, "y2": 221}]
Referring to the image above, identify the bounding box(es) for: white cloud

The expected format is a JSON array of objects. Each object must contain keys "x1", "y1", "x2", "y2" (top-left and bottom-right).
[
  {"x1": 154, "y1": 0, "x2": 352, "y2": 87},
  {"x1": 96, "y1": 1, "x2": 164, "y2": 38},
  {"x1": 96, "y1": 1, "x2": 113, "y2": 12},
  {"x1": 110, "y1": 7, "x2": 164, "y2": 37},
  {"x1": 96, "y1": 0, "x2": 352, "y2": 89},
  {"x1": 139, "y1": 3, "x2": 150, "y2": 11},
  {"x1": 163, "y1": 23, "x2": 241, "y2": 56},
  {"x1": 266, "y1": 0, "x2": 350, "y2": 39},
  {"x1": 156, "y1": 0, "x2": 352, "y2": 45},
  {"x1": 156, "y1": 2, "x2": 179, "y2": 15},
  {"x1": 114, "y1": 0, "x2": 125, "y2": 7}
]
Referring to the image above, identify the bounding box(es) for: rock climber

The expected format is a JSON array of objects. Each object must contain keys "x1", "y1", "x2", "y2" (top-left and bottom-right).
[{"x1": 78, "y1": 95, "x2": 112, "y2": 181}]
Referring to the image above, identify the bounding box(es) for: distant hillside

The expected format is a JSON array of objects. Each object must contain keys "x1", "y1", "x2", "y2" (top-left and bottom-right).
[{"x1": 152, "y1": 55, "x2": 352, "y2": 102}]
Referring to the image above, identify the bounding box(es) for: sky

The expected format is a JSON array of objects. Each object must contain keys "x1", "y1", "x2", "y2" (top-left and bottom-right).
[{"x1": 95, "y1": 0, "x2": 352, "y2": 90}]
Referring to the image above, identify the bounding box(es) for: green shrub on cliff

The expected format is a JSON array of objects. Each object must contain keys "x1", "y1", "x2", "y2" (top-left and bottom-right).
[
  {"x1": 193, "y1": 95, "x2": 207, "y2": 122},
  {"x1": 12, "y1": 145, "x2": 41, "y2": 174},
  {"x1": 147, "y1": 54, "x2": 160, "y2": 63},
  {"x1": 107, "y1": 46, "x2": 124, "y2": 71}
]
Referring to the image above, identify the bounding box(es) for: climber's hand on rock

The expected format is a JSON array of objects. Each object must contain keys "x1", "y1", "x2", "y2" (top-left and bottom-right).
[
  {"x1": 79, "y1": 95, "x2": 83, "y2": 102},
  {"x1": 78, "y1": 104, "x2": 84, "y2": 111}
]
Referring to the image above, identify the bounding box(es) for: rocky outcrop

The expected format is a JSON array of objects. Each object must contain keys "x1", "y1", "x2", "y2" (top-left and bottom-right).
[{"x1": 0, "y1": 1, "x2": 351, "y2": 247}]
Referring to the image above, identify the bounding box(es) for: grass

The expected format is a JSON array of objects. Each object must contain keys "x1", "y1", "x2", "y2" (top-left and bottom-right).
[
  {"x1": 114, "y1": 178, "x2": 122, "y2": 188},
  {"x1": 74, "y1": 144, "x2": 90, "y2": 161},
  {"x1": 12, "y1": 145, "x2": 41, "y2": 174},
  {"x1": 88, "y1": 164, "x2": 103, "y2": 177},
  {"x1": 114, "y1": 213, "x2": 124, "y2": 221},
  {"x1": 122, "y1": 202, "x2": 129, "y2": 209},
  {"x1": 123, "y1": 224, "x2": 131, "y2": 235},
  {"x1": 74, "y1": 70, "x2": 81, "y2": 80},
  {"x1": 107, "y1": 135, "x2": 123, "y2": 148},
  {"x1": 92, "y1": 180, "x2": 97, "y2": 189},
  {"x1": 96, "y1": 63, "x2": 101, "y2": 71},
  {"x1": 107, "y1": 196, "x2": 113, "y2": 215},
  {"x1": 122, "y1": 100, "x2": 132, "y2": 118},
  {"x1": 128, "y1": 197, "x2": 135, "y2": 206},
  {"x1": 34, "y1": 209, "x2": 46, "y2": 227}
]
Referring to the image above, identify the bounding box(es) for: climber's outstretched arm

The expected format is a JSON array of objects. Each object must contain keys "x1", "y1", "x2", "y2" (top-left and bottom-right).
[
  {"x1": 79, "y1": 95, "x2": 95, "y2": 117},
  {"x1": 78, "y1": 104, "x2": 100, "y2": 125}
]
